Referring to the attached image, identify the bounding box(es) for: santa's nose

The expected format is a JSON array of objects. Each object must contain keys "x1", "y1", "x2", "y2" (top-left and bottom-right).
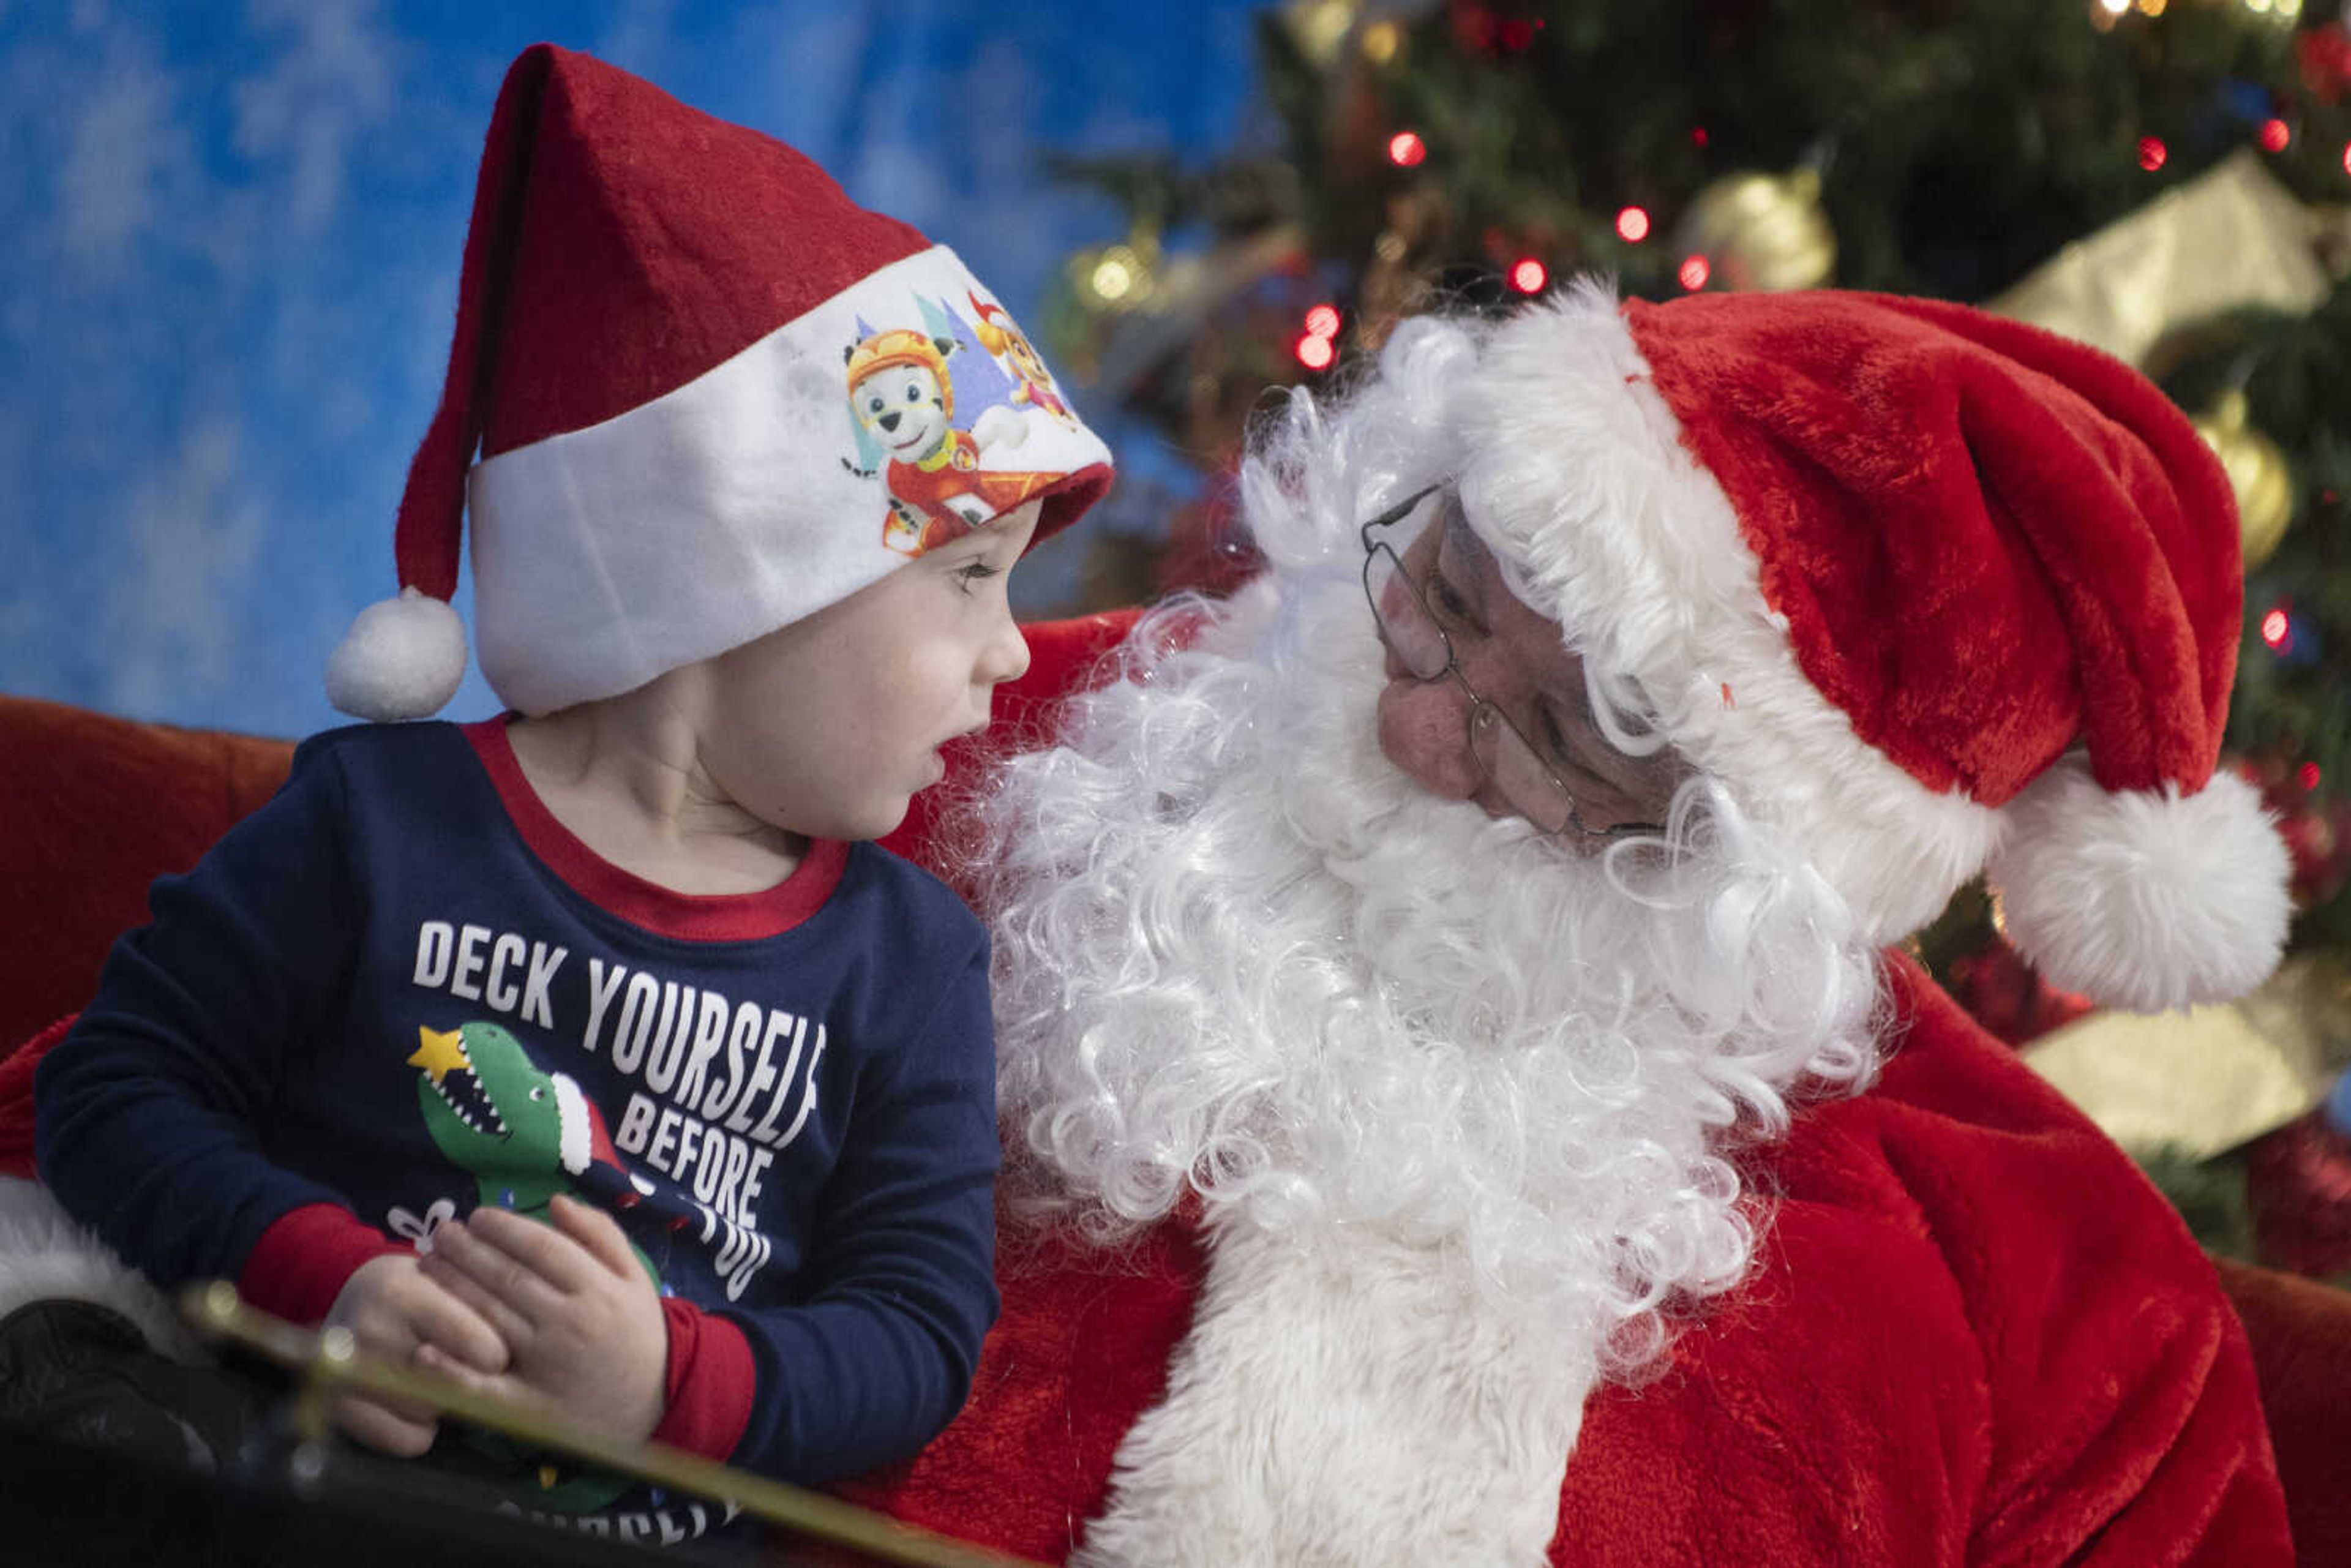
[{"x1": 1376, "y1": 673, "x2": 1488, "y2": 805}]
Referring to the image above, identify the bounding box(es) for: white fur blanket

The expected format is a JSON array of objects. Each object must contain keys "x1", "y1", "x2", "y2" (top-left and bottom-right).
[{"x1": 0, "y1": 1176, "x2": 187, "y2": 1357}]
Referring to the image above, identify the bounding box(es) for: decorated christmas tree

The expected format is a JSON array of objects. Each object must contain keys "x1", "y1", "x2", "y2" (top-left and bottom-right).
[{"x1": 1044, "y1": 0, "x2": 2351, "y2": 1281}]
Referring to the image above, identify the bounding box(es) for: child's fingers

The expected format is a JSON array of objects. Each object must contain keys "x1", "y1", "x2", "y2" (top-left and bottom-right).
[
  {"x1": 413, "y1": 1341, "x2": 525, "y2": 1408},
  {"x1": 332, "y1": 1392, "x2": 437, "y2": 1458},
  {"x1": 403, "y1": 1270, "x2": 509, "y2": 1374},
  {"x1": 429, "y1": 1214, "x2": 571, "y2": 1316},
  {"x1": 339, "y1": 1367, "x2": 442, "y2": 1431},
  {"x1": 460, "y1": 1203, "x2": 601, "y2": 1295},
  {"x1": 546, "y1": 1193, "x2": 640, "y2": 1280},
  {"x1": 416, "y1": 1248, "x2": 536, "y2": 1354}
]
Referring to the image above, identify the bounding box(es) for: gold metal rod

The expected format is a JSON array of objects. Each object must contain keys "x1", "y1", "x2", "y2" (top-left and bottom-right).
[{"x1": 181, "y1": 1281, "x2": 1047, "y2": 1568}]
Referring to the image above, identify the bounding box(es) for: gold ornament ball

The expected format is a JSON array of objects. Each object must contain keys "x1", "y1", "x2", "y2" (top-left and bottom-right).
[
  {"x1": 1676, "y1": 167, "x2": 1837, "y2": 293},
  {"x1": 1068, "y1": 238, "x2": 1160, "y2": 314},
  {"x1": 2193, "y1": 389, "x2": 2294, "y2": 568},
  {"x1": 1288, "y1": 0, "x2": 1359, "y2": 64}
]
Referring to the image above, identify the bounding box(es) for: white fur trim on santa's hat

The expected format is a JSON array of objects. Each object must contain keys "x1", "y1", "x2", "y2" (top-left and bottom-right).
[
  {"x1": 1450, "y1": 281, "x2": 1999, "y2": 946},
  {"x1": 1985, "y1": 757, "x2": 2291, "y2": 1013},
  {"x1": 324, "y1": 586, "x2": 468, "y2": 721}
]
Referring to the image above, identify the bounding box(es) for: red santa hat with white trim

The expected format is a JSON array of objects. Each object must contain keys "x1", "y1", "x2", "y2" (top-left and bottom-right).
[
  {"x1": 1452, "y1": 281, "x2": 2291, "y2": 1014},
  {"x1": 327, "y1": 43, "x2": 1113, "y2": 722}
]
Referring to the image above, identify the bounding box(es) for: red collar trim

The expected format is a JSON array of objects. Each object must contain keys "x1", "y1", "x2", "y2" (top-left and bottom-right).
[{"x1": 461, "y1": 718, "x2": 849, "y2": 942}]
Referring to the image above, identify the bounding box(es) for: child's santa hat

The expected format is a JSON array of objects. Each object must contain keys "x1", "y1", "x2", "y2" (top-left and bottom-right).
[
  {"x1": 1455, "y1": 282, "x2": 2290, "y2": 1014},
  {"x1": 328, "y1": 43, "x2": 1113, "y2": 721}
]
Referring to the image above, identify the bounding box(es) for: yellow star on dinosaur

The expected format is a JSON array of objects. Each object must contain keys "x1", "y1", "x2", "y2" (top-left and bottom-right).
[{"x1": 407, "y1": 1026, "x2": 471, "y2": 1086}]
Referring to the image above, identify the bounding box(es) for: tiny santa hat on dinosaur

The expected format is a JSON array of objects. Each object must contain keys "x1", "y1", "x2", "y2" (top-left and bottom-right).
[
  {"x1": 1451, "y1": 282, "x2": 2289, "y2": 1014},
  {"x1": 328, "y1": 42, "x2": 1112, "y2": 721},
  {"x1": 550, "y1": 1073, "x2": 654, "y2": 1213}
]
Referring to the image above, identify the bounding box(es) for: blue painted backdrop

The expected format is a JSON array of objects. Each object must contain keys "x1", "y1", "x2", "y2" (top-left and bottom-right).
[{"x1": 0, "y1": 1, "x2": 1264, "y2": 736}]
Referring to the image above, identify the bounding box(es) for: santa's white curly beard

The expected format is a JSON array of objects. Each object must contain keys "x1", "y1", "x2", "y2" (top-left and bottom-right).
[
  {"x1": 986, "y1": 344, "x2": 1884, "y2": 1330},
  {"x1": 972, "y1": 323, "x2": 1891, "y2": 1567}
]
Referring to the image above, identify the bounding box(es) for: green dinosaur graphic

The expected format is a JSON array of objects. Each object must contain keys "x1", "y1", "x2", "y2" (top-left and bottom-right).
[
  {"x1": 408, "y1": 1021, "x2": 577, "y2": 1220},
  {"x1": 405, "y1": 1020, "x2": 656, "y2": 1514}
]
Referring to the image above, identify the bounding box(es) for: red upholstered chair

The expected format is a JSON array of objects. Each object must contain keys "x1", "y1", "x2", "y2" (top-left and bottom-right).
[{"x1": 0, "y1": 610, "x2": 2344, "y2": 1565}]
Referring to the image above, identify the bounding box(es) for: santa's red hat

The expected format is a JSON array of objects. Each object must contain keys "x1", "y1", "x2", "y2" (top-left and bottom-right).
[
  {"x1": 1455, "y1": 282, "x2": 2290, "y2": 1013},
  {"x1": 327, "y1": 43, "x2": 1113, "y2": 721}
]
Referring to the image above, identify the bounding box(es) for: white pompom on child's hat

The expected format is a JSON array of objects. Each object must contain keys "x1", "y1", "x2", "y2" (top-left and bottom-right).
[
  {"x1": 329, "y1": 43, "x2": 1112, "y2": 721},
  {"x1": 324, "y1": 588, "x2": 468, "y2": 722}
]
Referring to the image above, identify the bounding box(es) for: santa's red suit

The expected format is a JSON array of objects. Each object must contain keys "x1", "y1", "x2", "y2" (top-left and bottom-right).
[
  {"x1": 839, "y1": 951, "x2": 2287, "y2": 1565},
  {"x1": 842, "y1": 283, "x2": 2298, "y2": 1565}
]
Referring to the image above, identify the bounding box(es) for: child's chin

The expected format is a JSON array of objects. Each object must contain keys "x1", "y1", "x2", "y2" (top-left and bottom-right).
[{"x1": 855, "y1": 793, "x2": 917, "y2": 842}]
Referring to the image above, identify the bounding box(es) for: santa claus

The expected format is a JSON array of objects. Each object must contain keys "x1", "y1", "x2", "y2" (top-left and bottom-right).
[{"x1": 841, "y1": 284, "x2": 2299, "y2": 1565}]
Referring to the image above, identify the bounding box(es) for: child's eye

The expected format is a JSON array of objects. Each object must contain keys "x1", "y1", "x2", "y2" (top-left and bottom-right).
[{"x1": 956, "y1": 562, "x2": 1002, "y2": 594}]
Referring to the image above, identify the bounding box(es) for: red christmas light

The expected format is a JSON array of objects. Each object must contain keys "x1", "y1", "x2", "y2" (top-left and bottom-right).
[
  {"x1": 1509, "y1": 257, "x2": 1548, "y2": 294},
  {"x1": 1615, "y1": 206, "x2": 1651, "y2": 243},
  {"x1": 2301, "y1": 23, "x2": 2351, "y2": 105},
  {"x1": 2342, "y1": 139, "x2": 2351, "y2": 176},
  {"x1": 2300, "y1": 762, "x2": 2323, "y2": 793},
  {"x1": 2137, "y1": 136, "x2": 2167, "y2": 173},
  {"x1": 1690, "y1": 126, "x2": 1709, "y2": 148},
  {"x1": 1295, "y1": 332, "x2": 1336, "y2": 372},
  {"x1": 2261, "y1": 118, "x2": 2292, "y2": 154},
  {"x1": 2262, "y1": 606, "x2": 2293, "y2": 651},
  {"x1": 1303, "y1": 304, "x2": 1342, "y2": 340},
  {"x1": 1388, "y1": 130, "x2": 1428, "y2": 168},
  {"x1": 1451, "y1": 1, "x2": 1496, "y2": 53},
  {"x1": 1678, "y1": 254, "x2": 1711, "y2": 291}
]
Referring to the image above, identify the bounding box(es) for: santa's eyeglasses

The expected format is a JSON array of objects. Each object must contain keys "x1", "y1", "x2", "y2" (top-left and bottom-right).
[{"x1": 1360, "y1": 487, "x2": 1663, "y2": 842}]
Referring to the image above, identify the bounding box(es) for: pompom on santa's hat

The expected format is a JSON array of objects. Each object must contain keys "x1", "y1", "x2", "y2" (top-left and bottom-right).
[
  {"x1": 1452, "y1": 281, "x2": 2291, "y2": 1014},
  {"x1": 328, "y1": 43, "x2": 1112, "y2": 722}
]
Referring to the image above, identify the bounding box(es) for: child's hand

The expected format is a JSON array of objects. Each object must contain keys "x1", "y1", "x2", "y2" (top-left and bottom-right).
[
  {"x1": 323, "y1": 1252, "x2": 509, "y2": 1456},
  {"x1": 413, "y1": 1194, "x2": 668, "y2": 1448}
]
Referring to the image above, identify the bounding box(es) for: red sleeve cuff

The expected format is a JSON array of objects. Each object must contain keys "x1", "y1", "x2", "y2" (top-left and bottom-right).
[
  {"x1": 238, "y1": 1202, "x2": 407, "y2": 1326},
  {"x1": 650, "y1": 1297, "x2": 757, "y2": 1461}
]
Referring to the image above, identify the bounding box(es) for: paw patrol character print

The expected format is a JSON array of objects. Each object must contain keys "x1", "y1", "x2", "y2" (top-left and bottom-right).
[
  {"x1": 844, "y1": 325, "x2": 1060, "y2": 557},
  {"x1": 969, "y1": 293, "x2": 1076, "y2": 428}
]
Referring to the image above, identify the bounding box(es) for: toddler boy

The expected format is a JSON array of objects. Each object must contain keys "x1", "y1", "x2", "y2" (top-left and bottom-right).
[{"x1": 35, "y1": 42, "x2": 1111, "y2": 1547}]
